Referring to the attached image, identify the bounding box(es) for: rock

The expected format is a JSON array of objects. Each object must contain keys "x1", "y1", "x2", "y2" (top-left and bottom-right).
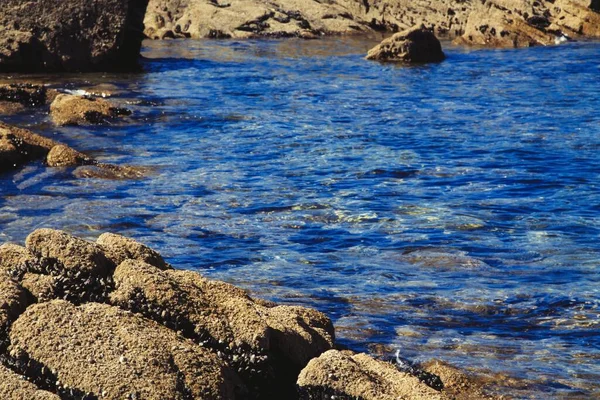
[
  {"x1": 110, "y1": 259, "x2": 334, "y2": 395},
  {"x1": 49, "y1": 94, "x2": 131, "y2": 126},
  {"x1": 0, "y1": 276, "x2": 29, "y2": 351},
  {"x1": 0, "y1": 0, "x2": 150, "y2": 72},
  {"x1": 401, "y1": 249, "x2": 489, "y2": 269},
  {"x1": 548, "y1": 0, "x2": 600, "y2": 38},
  {"x1": 297, "y1": 350, "x2": 445, "y2": 400},
  {"x1": 0, "y1": 364, "x2": 59, "y2": 400},
  {"x1": 144, "y1": 0, "x2": 370, "y2": 40},
  {"x1": 0, "y1": 84, "x2": 50, "y2": 114},
  {"x1": 456, "y1": 0, "x2": 555, "y2": 47},
  {"x1": 20, "y1": 273, "x2": 56, "y2": 303},
  {"x1": 366, "y1": 26, "x2": 445, "y2": 62},
  {"x1": 0, "y1": 243, "x2": 38, "y2": 278},
  {"x1": 0, "y1": 122, "x2": 59, "y2": 173},
  {"x1": 25, "y1": 229, "x2": 114, "y2": 303},
  {"x1": 8, "y1": 300, "x2": 242, "y2": 399},
  {"x1": 421, "y1": 360, "x2": 502, "y2": 399},
  {"x1": 97, "y1": 232, "x2": 171, "y2": 270},
  {"x1": 73, "y1": 164, "x2": 151, "y2": 180},
  {"x1": 46, "y1": 145, "x2": 95, "y2": 167}
]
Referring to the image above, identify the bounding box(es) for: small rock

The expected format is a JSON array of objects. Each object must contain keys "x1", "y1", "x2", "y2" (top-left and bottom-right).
[
  {"x1": 46, "y1": 145, "x2": 95, "y2": 167},
  {"x1": 96, "y1": 232, "x2": 171, "y2": 270},
  {"x1": 49, "y1": 94, "x2": 131, "y2": 126},
  {"x1": 366, "y1": 26, "x2": 445, "y2": 63}
]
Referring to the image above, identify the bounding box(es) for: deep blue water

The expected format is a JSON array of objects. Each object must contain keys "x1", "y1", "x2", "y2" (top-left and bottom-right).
[{"x1": 1, "y1": 37, "x2": 600, "y2": 397}]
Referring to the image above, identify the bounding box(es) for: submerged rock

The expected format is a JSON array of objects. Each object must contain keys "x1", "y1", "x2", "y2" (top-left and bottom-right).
[
  {"x1": 297, "y1": 350, "x2": 445, "y2": 400},
  {"x1": 49, "y1": 94, "x2": 131, "y2": 126},
  {"x1": 9, "y1": 300, "x2": 243, "y2": 399},
  {"x1": 0, "y1": 0, "x2": 149, "y2": 72},
  {"x1": 366, "y1": 26, "x2": 445, "y2": 63},
  {"x1": 0, "y1": 364, "x2": 59, "y2": 400}
]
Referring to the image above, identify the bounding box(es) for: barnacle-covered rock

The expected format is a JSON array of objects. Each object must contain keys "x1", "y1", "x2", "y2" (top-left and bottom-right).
[
  {"x1": 49, "y1": 94, "x2": 131, "y2": 126},
  {"x1": 97, "y1": 232, "x2": 171, "y2": 270},
  {"x1": 0, "y1": 364, "x2": 59, "y2": 400},
  {"x1": 8, "y1": 300, "x2": 243, "y2": 399}
]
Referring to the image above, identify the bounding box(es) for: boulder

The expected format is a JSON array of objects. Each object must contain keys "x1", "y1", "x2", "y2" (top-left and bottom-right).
[
  {"x1": 366, "y1": 27, "x2": 445, "y2": 63},
  {"x1": 0, "y1": 364, "x2": 59, "y2": 400},
  {"x1": 49, "y1": 94, "x2": 131, "y2": 126},
  {"x1": 8, "y1": 300, "x2": 242, "y2": 399},
  {"x1": 0, "y1": 276, "x2": 29, "y2": 350},
  {"x1": 97, "y1": 232, "x2": 171, "y2": 270},
  {"x1": 297, "y1": 350, "x2": 445, "y2": 400},
  {"x1": 25, "y1": 229, "x2": 115, "y2": 303},
  {"x1": 0, "y1": 122, "x2": 58, "y2": 173},
  {"x1": 46, "y1": 145, "x2": 95, "y2": 167},
  {"x1": 110, "y1": 259, "x2": 334, "y2": 394},
  {"x1": 0, "y1": 0, "x2": 150, "y2": 72},
  {"x1": 0, "y1": 243, "x2": 38, "y2": 278}
]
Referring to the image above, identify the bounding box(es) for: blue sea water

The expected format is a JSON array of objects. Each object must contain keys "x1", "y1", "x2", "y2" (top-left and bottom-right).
[{"x1": 1, "y1": 37, "x2": 600, "y2": 397}]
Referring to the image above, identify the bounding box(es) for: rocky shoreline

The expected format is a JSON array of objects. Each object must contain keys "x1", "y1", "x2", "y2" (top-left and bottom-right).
[{"x1": 0, "y1": 229, "x2": 502, "y2": 399}]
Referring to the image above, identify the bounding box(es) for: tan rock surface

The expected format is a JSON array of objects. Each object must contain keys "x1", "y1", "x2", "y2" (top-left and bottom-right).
[
  {"x1": 9, "y1": 300, "x2": 242, "y2": 399},
  {"x1": 0, "y1": 122, "x2": 59, "y2": 172},
  {"x1": 0, "y1": 364, "x2": 60, "y2": 400},
  {"x1": 110, "y1": 259, "x2": 334, "y2": 393},
  {"x1": 97, "y1": 232, "x2": 171, "y2": 269},
  {"x1": 0, "y1": 243, "x2": 38, "y2": 278},
  {"x1": 297, "y1": 349, "x2": 445, "y2": 400},
  {"x1": 49, "y1": 94, "x2": 131, "y2": 126},
  {"x1": 46, "y1": 145, "x2": 95, "y2": 167},
  {"x1": 366, "y1": 26, "x2": 445, "y2": 62}
]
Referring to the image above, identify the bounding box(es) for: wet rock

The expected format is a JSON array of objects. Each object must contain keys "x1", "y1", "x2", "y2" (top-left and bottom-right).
[
  {"x1": 297, "y1": 350, "x2": 445, "y2": 400},
  {"x1": 97, "y1": 232, "x2": 171, "y2": 270},
  {"x1": 49, "y1": 94, "x2": 132, "y2": 126},
  {"x1": 366, "y1": 26, "x2": 445, "y2": 63},
  {"x1": 401, "y1": 249, "x2": 489, "y2": 269},
  {"x1": 73, "y1": 164, "x2": 151, "y2": 180},
  {"x1": 421, "y1": 360, "x2": 501, "y2": 399},
  {"x1": 46, "y1": 145, "x2": 95, "y2": 167},
  {"x1": 548, "y1": 0, "x2": 600, "y2": 38},
  {"x1": 0, "y1": 84, "x2": 47, "y2": 108},
  {"x1": 8, "y1": 300, "x2": 242, "y2": 399},
  {"x1": 0, "y1": 0, "x2": 150, "y2": 72},
  {"x1": 110, "y1": 259, "x2": 334, "y2": 395},
  {"x1": 0, "y1": 364, "x2": 59, "y2": 400},
  {"x1": 0, "y1": 122, "x2": 59, "y2": 173}
]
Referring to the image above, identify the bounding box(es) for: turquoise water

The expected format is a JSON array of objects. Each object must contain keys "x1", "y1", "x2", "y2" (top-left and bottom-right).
[{"x1": 1, "y1": 37, "x2": 600, "y2": 397}]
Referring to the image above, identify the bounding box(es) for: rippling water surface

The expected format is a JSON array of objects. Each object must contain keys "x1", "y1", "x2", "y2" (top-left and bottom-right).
[{"x1": 2, "y1": 37, "x2": 600, "y2": 397}]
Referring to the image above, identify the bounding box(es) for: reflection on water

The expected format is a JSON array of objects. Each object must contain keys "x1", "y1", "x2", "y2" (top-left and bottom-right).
[{"x1": 2, "y1": 37, "x2": 600, "y2": 397}]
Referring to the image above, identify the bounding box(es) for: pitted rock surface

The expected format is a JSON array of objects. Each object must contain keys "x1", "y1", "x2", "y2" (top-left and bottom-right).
[
  {"x1": 9, "y1": 300, "x2": 242, "y2": 399},
  {"x1": 366, "y1": 26, "x2": 445, "y2": 62},
  {"x1": 49, "y1": 94, "x2": 131, "y2": 126},
  {"x1": 0, "y1": 364, "x2": 59, "y2": 400},
  {"x1": 97, "y1": 232, "x2": 171, "y2": 270},
  {"x1": 297, "y1": 350, "x2": 445, "y2": 400}
]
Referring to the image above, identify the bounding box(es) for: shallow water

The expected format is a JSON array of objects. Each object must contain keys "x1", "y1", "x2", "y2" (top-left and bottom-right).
[{"x1": 2, "y1": 37, "x2": 600, "y2": 397}]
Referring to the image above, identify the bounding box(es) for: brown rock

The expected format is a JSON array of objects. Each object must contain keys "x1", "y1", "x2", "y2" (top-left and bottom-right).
[
  {"x1": 20, "y1": 273, "x2": 56, "y2": 303},
  {"x1": 0, "y1": 0, "x2": 149, "y2": 72},
  {"x1": 0, "y1": 243, "x2": 38, "y2": 278},
  {"x1": 297, "y1": 350, "x2": 445, "y2": 400},
  {"x1": 0, "y1": 84, "x2": 48, "y2": 108},
  {"x1": 422, "y1": 360, "x2": 502, "y2": 399},
  {"x1": 110, "y1": 259, "x2": 334, "y2": 394},
  {"x1": 0, "y1": 101, "x2": 25, "y2": 115},
  {"x1": 9, "y1": 300, "x2": 242, "y2": 399},
  {"x1": 46, "y1": 145, "x2": 94, "y2": 168},
  {"x1": 0, "y1": 275, "x2": 29, "y2": 350},
  {"x1": 366, "y1": 26, "x2": 445, "y2": 62},
  {"x1": 49, "y1": 94, "x2": 131, "y2": 126},
  {"x1": 0, "y1": 122, "x2": 59, "y2": 173},
  {"x1": 0, "y1": 364, "x2": 59, "y2": 400},
  {"x1": 549, "y1": 0, "x2": 600, "y2": 38},
  {"x1": 456, "y1": 0, "x2": 555, "y2": 47},
  {"x1": 97, "y1": 232, "x2": 171, "y2": 270},
  {"x1": 25, "y1": 229, "x2": 113, "y2": 277},
  {"x1": 73, "y1": 164, "x2": 151, "y2": 180}
]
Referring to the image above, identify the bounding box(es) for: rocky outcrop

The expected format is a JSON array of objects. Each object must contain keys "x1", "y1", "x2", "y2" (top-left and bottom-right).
[
  {"x1": 110, "y1": 259, "x2": 334, "y2": 395},
  {"x1": 0, "y1": 364, "x2": 59, "y2": 400},
  {"x1": 8, "y1": 300, "x2": 242, "y2": 399},
  {"x1": 0, "y1": 229, "x2": 503, "y2": 398},
  {"x1": 297, "y1": 350, "x2": 445, "y2": 400},
  {"x1": 0, "y1": 0, "x2": 150, "y2": 72},
  {"x1": 366, "y1": 26, "x2": 445, "y2": 63},
  {"x1": 0, "y1": 84, "x2": 58, "y2": 115},
  {"x1": 146, "y1": 0, "x2": 600, "y2": 46},
  {"x1": 49, "y1": 94, "x2": 131, "y2": 126},
  {"x1": 0, "y1": 122, "x2": 59, "y2": 173}
]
